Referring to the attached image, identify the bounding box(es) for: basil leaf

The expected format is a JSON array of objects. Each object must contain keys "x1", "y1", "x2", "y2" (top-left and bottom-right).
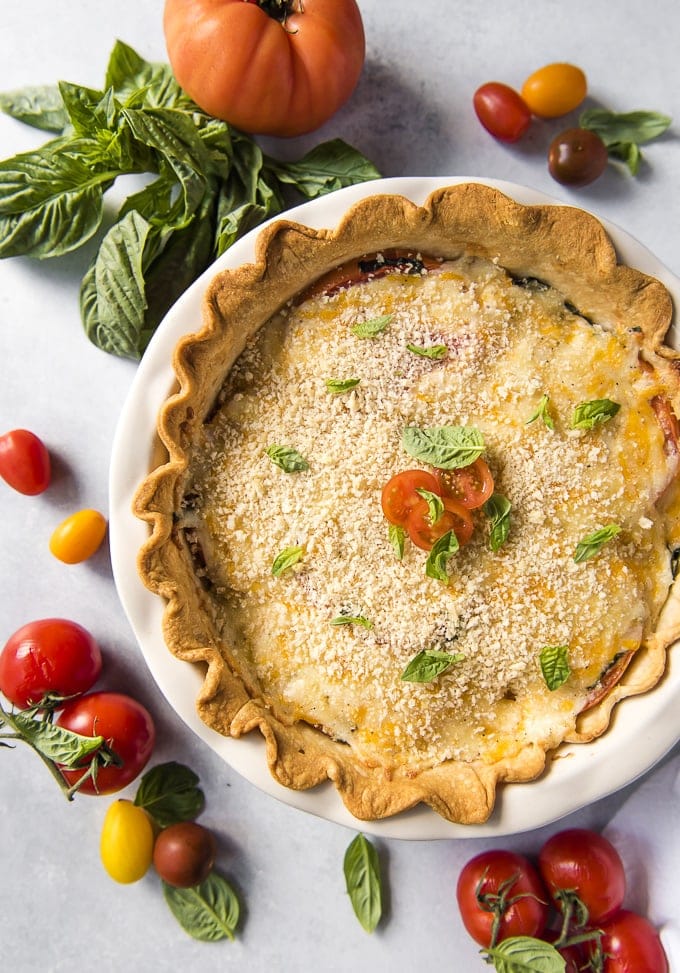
[
  {"x1": 580, "y1": 108, "x2": 672, "y2": 147},
  {"x1": 163, "y1": 872, "x2": 240, "y2": 942},
  {"x1": 406, "y1": 342, "x2": 448, "y2": 359},
  {"x1": 388, "y1": 523, "x2": 406, "y2": 560},
  {"x1": 265, "y1": 138, "x2": 381, "y2": 199},
  {"x1": 539, "y1": 645, "x2": 571, "y2": 691},
  {"x1": 608, "y1": 141, "x2": 642, "y2": 176},
  {"x1": 571, "y1": 398, "x2": 620, "y2": 430},
  {"x1": 134, "y1": 761, "x2": 205, "y2": 828},
  {"x1": 12, "y1": 711, "x2": 104, "y2": 767},
  {"x1": 0, "y1": 85, "x2": 68, "y2": 132},
  {"x1": 574, "y1": 524, "x2": 621, "y2": 563},
  {"x1": 105, "y1": 40, "x2": 193, "y2": 111},
  {"x1": 325, "y1": 378, "x2": 361, "y2": 395},
  {"x1": 351, "y1": 314, "x2": 392, "y2": 339},
  {"x1": 400, "y1": 649, "x2": 465, "y2": 683},
  {"x1": 343, "y1": 833, "x2": 382, "y2": 933},
  {"x1": 264, "y1": 444, "x2": 310, "y2": 473},
  {"x1": 526, "y1": 393, "x2": 554, "y2": 430},
  {"x1": 403, "y1": 425, "x2": 484, "y2": 470},
  {"x1": 425, "y1": 529, "x2": 460, "y2": 582},
  {"x1": 415, "y1": 487, "x2": 445, "y2": 525},
  {"x1": 483, "y1": 935, "x2": 566, "y2": 972},
  {"x1": 330, "y1": 615, "x2": 373, "y2": 630},
  {"x1": 484, "y1": 494, "x2": 512, "y2": 552},
  {"x1": 272, "y1": 545, "x2": 305, "y2": 577}
]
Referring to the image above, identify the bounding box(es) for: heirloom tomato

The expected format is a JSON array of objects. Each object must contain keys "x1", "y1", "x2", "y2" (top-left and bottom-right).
[
  {"x1": 548, "y1": 128, "x2": 609, "y2": 186},
  {"x1": 153, "y1": 821, "x2": 217, "y2": 888},
  {"x1": 538, "y1": 828, "x2": 625, "y2": 925},
  {"x1": 456, "y1": 849, "x2": 549, "y2": 947},
  {"x1": 56, "y1": 692, "x2": 155, "y2": 795},
  {"x1": 521, "y1": 63, "x2": 587, "y2": 118},
  {"x1": 0, "y1": 618, "x2": 102, "y2": 709},
  {"x1": 163, "y1": 0, "x2": 366, "y2": 137},
  {"x1": 473, "y1": 82, "x2": 532, "y2": 142},
  {"x1": 0, "y1": 429, "x2": 51, "y2": 495},
  {"x1": 100, "y1": 799, "x2": 155, "y2": 884}
]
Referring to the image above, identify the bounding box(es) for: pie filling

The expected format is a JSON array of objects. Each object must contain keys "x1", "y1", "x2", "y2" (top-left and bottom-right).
[{"x1": 176, "y1": 252, "x2": 680, "y2": 774}]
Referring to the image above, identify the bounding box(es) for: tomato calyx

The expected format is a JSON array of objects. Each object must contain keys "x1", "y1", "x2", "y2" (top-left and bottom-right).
[
  {"x1": 247, "y1": 0, "x2": 300, "y2": 24},
  {"x1": 475, "y1": 869, "x2": 547, "y2": 950}
]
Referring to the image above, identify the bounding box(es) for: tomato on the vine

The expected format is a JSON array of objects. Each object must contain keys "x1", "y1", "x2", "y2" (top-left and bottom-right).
[
  {"x1": 0, "y1": 618, "x2": 102, "y2": 709},
  {"x1": 381, "y1": 469, "x2": 440, "y2": 526},
  {"x1": 473, "y1": 82, "x2": 532, "y2": 143},
  {"x1": 406, "y1": 495, "x2": 474, "y2": 551},
  {"x1": 56, "y1": 692, "x2": 155, "y2": 795},
  {"x1": 163, "y1": 0, "x2": 366, "y2": 137},
  {"x1": 538, "y1": 828, "x2": 625, "y2": 926},
  {"x1": 548, "y1": 128, "x2": 609, "y2": 186},
  {"x1": 0, "y1": 429, "x2": 51, "y2": 495},
  {"x1": 456, "y1": 849, "x2": 549, "y2": 947},
  {"x1": 521, "y1": 63, "x2": 587, "y2": 119},
  {"x1": 587, "y1": 909, "x2": 669, "y2": 973},
  {"x1": 436, "y1": 457, "x2": 494, "y2": 509},
  {"x1": 153, "y1": 821, "x2": 217, "y2": 888}
]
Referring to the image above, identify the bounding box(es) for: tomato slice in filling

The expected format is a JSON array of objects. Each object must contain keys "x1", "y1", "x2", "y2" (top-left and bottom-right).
[
  {"x1": 406, "y1": 496, "x2": 474, "y2": 550},
  {"x1": 381, "y1": 469, "x2": 440, "y2": 526},
  {"x1": 436, "y1": 457, "x2": 494, "y2": 509}
]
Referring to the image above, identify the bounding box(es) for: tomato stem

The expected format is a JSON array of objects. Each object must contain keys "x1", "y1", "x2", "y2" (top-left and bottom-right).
[{"x1": 252, "y1": 0, "x2": 301, "y2": 24}]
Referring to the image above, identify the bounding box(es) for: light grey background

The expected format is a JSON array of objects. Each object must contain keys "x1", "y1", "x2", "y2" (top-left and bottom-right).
[{"x1": 1, "y1": 2, "x2": 679, "y2": 970}]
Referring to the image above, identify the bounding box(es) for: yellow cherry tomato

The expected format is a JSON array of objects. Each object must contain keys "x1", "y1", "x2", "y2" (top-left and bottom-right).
[
  {"x1": 521, "y1": 63, "x2": 587, "y2": 118},
  {"x1": 100, "y1": 799, "x2": 154, "y2": 884},
  {"x1": 49, "y1": 508, "x2": 107, "y2": 563}
]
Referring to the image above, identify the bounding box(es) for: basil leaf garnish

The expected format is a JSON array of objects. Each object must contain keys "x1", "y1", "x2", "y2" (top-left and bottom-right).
[
  {"x1": 539, "y1": 645, "x2": 571, "y2": 691},
  {"x1": 162, "y1": 872, "x2": 240, "y2": 942},
  {"x1": 571, "y1": 398, "x2": 620, "y2": 430},
  {"x1": 343, "y1": 833, "x2": 382, "y2": 933},
  {"x1": 330, "y1": 615, "x2": 373, "y2": 630},
  {"x1": 272, "y1": 545, "x2": 305, "y2": 577},
  {"x1": 400, "y1": 649, "x2": 465, "y2": 683},
  {"x1": 351, "y1": 314, "x2": 392, "y2": 339},
  {"x1": 325, "y1": 378, "x2": 361, "y2": 395},
  {"x1": 580, "y1": 109, "x2": 671, "y2": 177},
  {"x1": 264, "y1": 444, "x2": 310, "y2": 473},
  {"x1": 574, "y1": 524, "x2": 621, "y2": 563},
  {"x1": 388, "y1": 523, "x2": 406, "y2": 560},
  {"x1": 483, "y1": 935, "x2": 565, "y2": 972},
  {"x1": 526, "y1": 393, "x2": 554, "y2": 430},
  {"x1": 134, "y1": 761, "x2": 205, "y2": 828},
  {"x1": 415, "y1": 488, "x2": 444, "y2": 525},
  {"x1": 402, "y1": 425, "x2": 484, "y2": 469},
  {"x1": 405, "y1": 342, "x2": 448, "y2": 359},
  {"x1": 425, "y1": 529, "x2": 460, "y2": 582},
  {"x1": 484, "y1": 494, "x2": 512, "y2": 552}
]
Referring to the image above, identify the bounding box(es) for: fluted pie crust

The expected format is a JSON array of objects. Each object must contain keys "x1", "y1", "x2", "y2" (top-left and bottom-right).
[{"x1": 134, "y1": 184, "x2": 680, "y2": 824}]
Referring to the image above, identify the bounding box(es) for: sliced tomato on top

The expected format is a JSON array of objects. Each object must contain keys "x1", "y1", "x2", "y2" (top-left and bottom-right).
[
  {"x1": 381, "y1": 469, "x2": 440, "y2": 526},
  {"x1": 436, "y1": 457, "x2": 494, "y2": 509},
  {"x1": 406, "y1": 496, "x2": 474, "y2": 551}
]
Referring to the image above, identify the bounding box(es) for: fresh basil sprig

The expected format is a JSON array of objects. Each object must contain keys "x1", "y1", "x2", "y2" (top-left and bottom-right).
[
  {"x1": 571, "y1": 398, "x2": 620, "y2": 430},
  {"x1": 580, "y1": 108, "x2": 672, "y2": 176},
  {"x1": 163, "y1": 872, "x2": 240, "y2": 942},
  {"x1": 343, "y1": 833, "x2": 383, "y2": 933},
  {"x1": 526, "y1": 393, "x2": 554, "y2": 430},
  {"x1": 539, "y1": 645, "x2": 571, "y2": 691},
  {"x1": 484, "y1": 494, "x2": 512, "y2": 552},
  {"x1": 134, "y1": 761, "x2": 205, "y2": 828},
  {"x1": 351, "y1": 314, "x2": 392, "y2": 339},
  {"x1": 425, "y1": 529, "x2": 460, "y2": 581},
  {"x1": 574, "y1": 524, "x2": 621, "y2": 563},
  {"x1": 406, "y1": 342, "x2": 448, "y2": 359},
  {"x1": 402, "y1": 425, "x2": 485, "y2": 469},
  {"x1": 272, "y1": 545, "x2": 305, "y2": 577},
  {"x1": 483, "y1": 935, "x2": 565, "y2": 972},
  {"x1": 415, "y1": 487, "x2": 445, "y2": 525},
  {"x1": 388, "y1": 523, "x2": 406, "y2": 560},
  {"x1": 264, "y1": 444, "x2": 310, "y2": 473},
  {"x1": 0, "y1": 41, "x2": 380, "y2": 359},
  {"x1": 400, "y1": 649, "x2": 465, "y2": 683}
]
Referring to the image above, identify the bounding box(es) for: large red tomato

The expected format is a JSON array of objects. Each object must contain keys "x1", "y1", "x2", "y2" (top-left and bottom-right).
[{"x1": 163, "y1": 0, "x2": 366, "y2": 137}]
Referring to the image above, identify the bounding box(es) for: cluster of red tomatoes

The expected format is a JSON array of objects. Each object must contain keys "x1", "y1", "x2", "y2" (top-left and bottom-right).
[
  {"x1": 0, "y1": 617, "x2": 155, "y2": 795},
  {"x1": 456, "y1": 829, "x2": 668, "y2": 972},
  {"x1": 473, "y1": 63, "x2": 609, "y2": 188},
  {"x1": 381, "y1": 459, "x2": 494, "y2": 551}
]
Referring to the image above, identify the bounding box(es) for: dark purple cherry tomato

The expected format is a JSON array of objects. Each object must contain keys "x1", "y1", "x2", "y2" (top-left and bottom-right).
[
  {"x1": 548, "y1": 127, "x2": 609, "y2": 186},
  {"x1": 153, "y1": 821, "x2": 217, "y2": 888},
  {"x1": 473, "y1": 82, "x2": 532, "y2": 143}
]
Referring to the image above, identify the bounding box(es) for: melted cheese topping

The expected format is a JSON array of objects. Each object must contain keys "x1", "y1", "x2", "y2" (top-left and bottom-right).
[{"x1": 184, "y1": 256, "x2": 678, "y2": 771}]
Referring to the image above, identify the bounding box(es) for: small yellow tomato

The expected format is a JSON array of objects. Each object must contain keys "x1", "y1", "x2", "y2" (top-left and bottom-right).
[
  {"x1": 100, "y1": 799, "x2": 154, "y2": 884},
  {"x1": 521, "y1": 63, "x2": 587, "y2": 119},
  {"x1": 49, "y1": 508, "x2": 107, "y2": 563}
]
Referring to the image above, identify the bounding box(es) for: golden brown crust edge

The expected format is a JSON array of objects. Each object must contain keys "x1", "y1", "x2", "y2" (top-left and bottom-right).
[{"x1": 133, "y1": 182, "x2": 680, "y2": 824}]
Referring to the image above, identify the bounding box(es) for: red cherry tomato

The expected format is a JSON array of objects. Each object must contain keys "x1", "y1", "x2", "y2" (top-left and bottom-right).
[
  {"x1": 473, "y1": 82, "x2": 532, "y2": 143},
  {"x1": 548, "y1": 128, "x2": 609, "y2": 187},
  {"x1": 406, "y1": 495, "x2": 474, "y2": 551},
  {"x1": 56, "y1": 692, "x2": 155, "y2": 795},
  {"x1": 436, "y1": 458, "x2": 494, "y2": 509},
  {"x1": 0, "y1": 618, "x2": 102, "y2": 709},
  {"x1": 587, "y1": 910, "x2": 669, "y2": 973},
  {"x1": 521, "y1": 63, "x2": 587, "y2": 118},
  {"x1": 538, "y1": 828, "x2": 625, "y2": 925},
  {"x1": 0, "y1": 429, "x2": 51, "y2": 495},
  {"x1": 456, "y1": 849, "x2": 549, "y2": 947},
  {"x1": 153, "y1": 822, "x2": 217, "y2": 888},
  {"x1": 381, "y1": 469, "x2": 440, "y2": 526}
]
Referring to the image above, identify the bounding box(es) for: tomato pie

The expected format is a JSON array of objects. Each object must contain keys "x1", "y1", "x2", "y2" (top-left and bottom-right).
[{"x1": 134, "y1": 184, "x2": 680, "y2": 824}]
